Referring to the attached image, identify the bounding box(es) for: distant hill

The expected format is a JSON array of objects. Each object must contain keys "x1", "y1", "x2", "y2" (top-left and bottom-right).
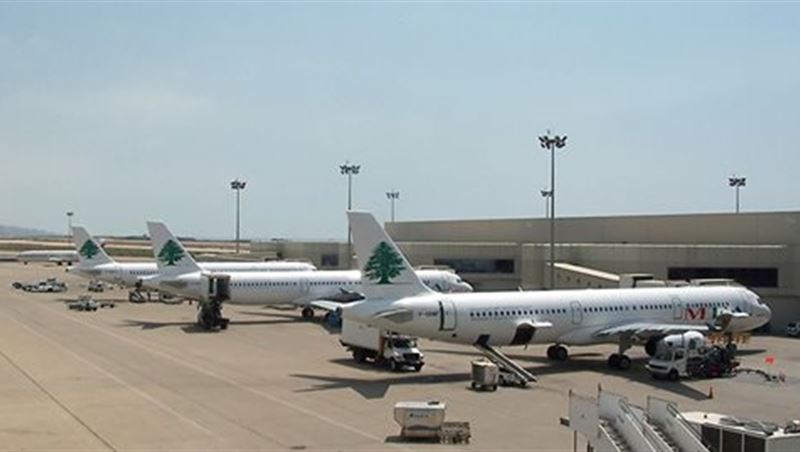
[{"x1": 0, "y1": 224, "x2": 55, "y2": 237}]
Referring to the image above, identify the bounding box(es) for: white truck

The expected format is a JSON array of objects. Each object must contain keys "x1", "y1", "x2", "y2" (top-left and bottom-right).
[
  {"x1": 340, "y1": 319, "x2": 424, "y2": 372},
  {"x1": 646, "y1": 332, "x2": 738, "y2": 381}
]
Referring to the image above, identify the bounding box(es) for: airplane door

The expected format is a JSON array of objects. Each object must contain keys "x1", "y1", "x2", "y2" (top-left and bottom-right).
[
  {"x1": 299, "y1": 278, "x2": 309, "y2": 294},
  {"x1": 671, "y1": 297, "x2": 683, "y2": 320},
  {"x1": 208, "y1": 275, "x2": 231, "y2": 302},
  {"x1": 439, "y1": 300, "x2": 457, "y2": 331},
  {"x1": 570, "y1": 301, "x2": 583, "y2": 325}
]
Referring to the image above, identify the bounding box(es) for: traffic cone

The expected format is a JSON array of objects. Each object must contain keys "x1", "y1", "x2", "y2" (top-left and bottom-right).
[{"x1": 708, "y1": 386, "x2": 714, "y2": 399}]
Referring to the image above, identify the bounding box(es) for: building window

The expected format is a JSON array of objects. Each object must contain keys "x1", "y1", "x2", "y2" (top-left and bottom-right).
[
  {"x1": 321, "y1": 254, "x2": 339, "y2": 268},
  {"x1": 433, "y1": 258, "x2": 515, "y2": 274},
  {"x1": 668, "y1": 267, "x2": 778, "y2": 288}
]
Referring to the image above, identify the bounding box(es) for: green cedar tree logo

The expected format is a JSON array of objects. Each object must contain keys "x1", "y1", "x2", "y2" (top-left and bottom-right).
[
  {"x1": 158, "y1": 240, "x2": 185, "y2": 266},
  {"x1": 79, "y1": 240, "x2": 100, "y2": 259},
  {"x1": 364, "y1": 241, "x2": 405, "y2": 284}
]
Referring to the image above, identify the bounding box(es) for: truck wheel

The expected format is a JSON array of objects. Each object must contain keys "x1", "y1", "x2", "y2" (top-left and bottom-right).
[
  {"x1": 471, "y1": 382, "x2": 477, "y2": 390},
  {"x1": 352, "y1": 350, "x2": 367, "y2": 363},
  {"x1": 414, "y1": 363, "x2": 423, "y2": 372},
  {"x1": 668, "y1": 369, "x2": 679, "y2": 381}
]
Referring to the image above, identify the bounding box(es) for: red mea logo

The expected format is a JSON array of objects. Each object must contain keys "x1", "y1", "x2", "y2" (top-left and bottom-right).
[{"x1": 686, "y1": 307, "x2": 706, "y2": 320}]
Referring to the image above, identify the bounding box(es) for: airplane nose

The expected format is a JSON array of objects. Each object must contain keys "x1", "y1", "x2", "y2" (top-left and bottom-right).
[{"x1": 461, "y1": 282, "x2": 474, "y2": 292}]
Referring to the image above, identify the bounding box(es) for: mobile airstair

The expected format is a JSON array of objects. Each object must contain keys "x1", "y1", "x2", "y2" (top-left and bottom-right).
[
  {"x1": 473, "y1": 342, "x2": 537, "y2": 384},
  {"x1": 563, "y1": 387, "x2": 709, "y2": 452}
]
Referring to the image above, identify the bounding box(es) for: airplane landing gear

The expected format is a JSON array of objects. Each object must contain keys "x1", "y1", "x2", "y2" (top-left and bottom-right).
[
  {"x1": 197, "y1": 300, "x2": 229, "y2": 330},
  {"x1": 546, "y1": 344, "x2": 568, "y2": 361},
  {"x1": 609, "y1": 338, "x2": 632, "y2": 370},
  {"x1": 725, "y1": 333, "x2": 738, "y2": 356},
  {"x1": 301, "y1": 307, "x2": 315, "y2": 320},
  {"x1": 608, "y1": 353, "x2": 631, "y2": 370}
]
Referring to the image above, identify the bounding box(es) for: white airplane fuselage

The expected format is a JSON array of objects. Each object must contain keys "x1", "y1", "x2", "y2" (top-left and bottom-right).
[
  {"x1": 151, "y1": 269, "x2": 472, "y2": 306},
  {"x1": 342, "y1": 286, "x2": 771, "y2": 347},
  {"x1": 70, "y1": 261, "x2": 315, "y2": 288}
]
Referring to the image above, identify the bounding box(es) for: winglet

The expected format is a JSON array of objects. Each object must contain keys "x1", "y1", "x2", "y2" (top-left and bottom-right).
[
  {"x1": 146, "y1": 221, "x2": 201, "y2": 275},
  {"x1": 347, "y1": 211, "x2": 432, "y2": 299},
  {"x1": 71, "y1": 226, "x2": 114, "y2": 267}
]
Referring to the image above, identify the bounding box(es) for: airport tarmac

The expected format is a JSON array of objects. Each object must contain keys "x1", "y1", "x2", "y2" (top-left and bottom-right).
[{"x1": 1, "y1": 262, "x2": 798, "y2": 451}]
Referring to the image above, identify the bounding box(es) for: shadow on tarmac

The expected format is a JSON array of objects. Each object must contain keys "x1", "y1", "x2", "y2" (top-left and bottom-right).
[
  {"x1": 294, "y1": 345, "x2": 717, "y2": 400},
  {"x1": 292, "y1": 368, "x2": 473, "y2": 399}
]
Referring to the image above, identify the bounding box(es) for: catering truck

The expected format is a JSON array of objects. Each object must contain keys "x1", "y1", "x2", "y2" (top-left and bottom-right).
[{"x1": 340, "y1": 319, "x2": 425, "y2": 371}]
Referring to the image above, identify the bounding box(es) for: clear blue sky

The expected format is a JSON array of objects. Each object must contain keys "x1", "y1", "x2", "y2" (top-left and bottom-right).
[{"x1": 1, "y1": 2, "x2": 798, "y2": 239}]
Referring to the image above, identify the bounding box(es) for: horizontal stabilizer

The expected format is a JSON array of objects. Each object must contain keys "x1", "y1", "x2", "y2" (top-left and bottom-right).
[{"x1": 373, "y1": 308, "x2": 414, "y2": 323}]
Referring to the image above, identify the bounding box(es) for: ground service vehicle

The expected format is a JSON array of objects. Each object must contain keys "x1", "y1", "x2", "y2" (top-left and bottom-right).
[
  {"x1": 340, "y1": 319, "x2": 424, "y2": 371},
  {"x1": 393, "y1": 401, "x2": 470, "y2": 444},
  {"x1": 68, "y1": 296, "x2": 99, "y2": 311},
  {"x1": 646, "y1": 332, "x2": 738, "y2": 380}
]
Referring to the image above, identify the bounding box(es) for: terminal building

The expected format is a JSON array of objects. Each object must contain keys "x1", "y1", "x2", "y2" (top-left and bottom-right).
[{"x1": 251, "y1": 211, "x2": 800, "y2": 333}]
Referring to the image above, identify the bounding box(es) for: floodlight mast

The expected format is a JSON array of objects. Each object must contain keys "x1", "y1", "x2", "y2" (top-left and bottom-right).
[
  {"x1": 66, "y1": 211, "x2": 74, "y2": 238},
  {"x1": 230, "y1": 179, "x2": 247, "y2": 253},
  {"x1": 540, "y1": 189, "x2": 552, "y2": 219},
  {"x1": 538, "y1": 130, "x2": 567, "y2": 290},
  {"x1": 386, "y1": 190, "x2": 400, "y2": 222},
  {"x1": 728, "y1": 175, "x2": 746, "y2": 214},
  {"x1": 340, "y1": 161, "x2": 361, "y2": 268}
]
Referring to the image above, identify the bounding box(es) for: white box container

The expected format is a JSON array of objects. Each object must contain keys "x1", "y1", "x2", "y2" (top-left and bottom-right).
[{"x1": 394, "y1": 401, "x2": 446, "y2": 438}]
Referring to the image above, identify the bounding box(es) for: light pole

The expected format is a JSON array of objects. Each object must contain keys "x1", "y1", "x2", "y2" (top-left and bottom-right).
[
  {"x1": 538, "y1": 130, "x2": 567, "y2": 290},
  {"x1": 728, "y1": 175, "x2": 746, "y2": 214},
  {"x1": 340, "y1": 161, "x2": 361, "y2": 268},
  {"x1": 540, "y1": 189, "x2": 552, "y2": 219},
  {"x1": 230, "y1": 179, "x2": 247, "y2": 253},
  {"x1": 66, "y1": 211, "x2": 74, "y2": 237},
  {"x1": 386, "y1": 190, "x2": 400, "y2": 222}
]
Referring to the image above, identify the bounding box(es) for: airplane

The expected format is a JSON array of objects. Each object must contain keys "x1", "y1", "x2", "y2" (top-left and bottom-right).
[
  {"x1": 67, "y1": 226, "x2": 317, "y2": 289},
  {"x1": 145, "y1": 221, "x2": 473, "y2": 330},
  {"x1": 340, "y1": 211, "x2": 772, "y2": 378},
  {"x1": 17, "y1": 249, "x2": 79, "y2": 266}
]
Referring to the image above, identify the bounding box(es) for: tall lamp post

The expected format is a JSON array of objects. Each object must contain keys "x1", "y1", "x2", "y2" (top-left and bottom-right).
[
  {"x1": 728, "y1": 175, "x2": 746, "y2": 214},
  {"x1": 340, "y1": 161, "x2": 361, "y2": 268},
  {"x1": 66, "y1": 211, "x2": 74, "y2": 237},
  {"x1": 540, "y1": 189, "x2": 552, "y2": 219},
  {"x1": 230, "y1": 179, "x2": 247, "y2": 253},
  {"x1": 538, "y1": 130, "x2": 567, "y2": 290},
  {"x1": 386, "y1": 190, "x2": 400, "y2": 222}
]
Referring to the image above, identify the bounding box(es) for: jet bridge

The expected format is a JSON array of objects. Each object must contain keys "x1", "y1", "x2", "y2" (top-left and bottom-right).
[{"x1": 473, "y1": 340, "x2": 537, "y2": 386}]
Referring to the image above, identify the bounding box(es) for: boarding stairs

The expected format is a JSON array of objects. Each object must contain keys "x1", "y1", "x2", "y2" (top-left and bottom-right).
[
  {"x1": 473, "y1": 342, "x2": 537, "y2": 383},
  {"x1": 566, "y1": 388, "x2": 710, "y2": 452}
]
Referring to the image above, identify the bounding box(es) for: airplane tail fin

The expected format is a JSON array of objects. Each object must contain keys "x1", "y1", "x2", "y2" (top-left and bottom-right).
[
  {"x1": 71, "y1": 226, "x2": 114, "y2": 267},
  {"x1": 146, "y1": 221, "x2": 202, "y2": 275},
  {"x1": 347, "y1": 211, "x2": 432, "y2": 300}
]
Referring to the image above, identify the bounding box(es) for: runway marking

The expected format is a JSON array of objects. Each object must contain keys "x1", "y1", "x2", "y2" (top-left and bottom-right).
[
  {"x1": 28, "y1": 301, "x2": 411, "y2": 451},
  {"x1": 0, "y1": 340, "x2": 116, "y2": 452},
  {"x1": 0, "y1": 311, "x2": 216, "y2": 439}
]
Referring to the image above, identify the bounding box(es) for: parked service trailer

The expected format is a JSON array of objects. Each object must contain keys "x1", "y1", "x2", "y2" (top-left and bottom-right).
[{"x1": 393, "y1": 401, "x2": 470, "y2": 444}]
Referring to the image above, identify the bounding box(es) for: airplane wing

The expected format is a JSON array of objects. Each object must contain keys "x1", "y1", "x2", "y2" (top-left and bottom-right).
[
  {"x1": 308, "y1": 300, "x2": 344, "y2": 312},
  {"x1": 594, "y1": 322, "x2": 710, "y2": 339}
]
